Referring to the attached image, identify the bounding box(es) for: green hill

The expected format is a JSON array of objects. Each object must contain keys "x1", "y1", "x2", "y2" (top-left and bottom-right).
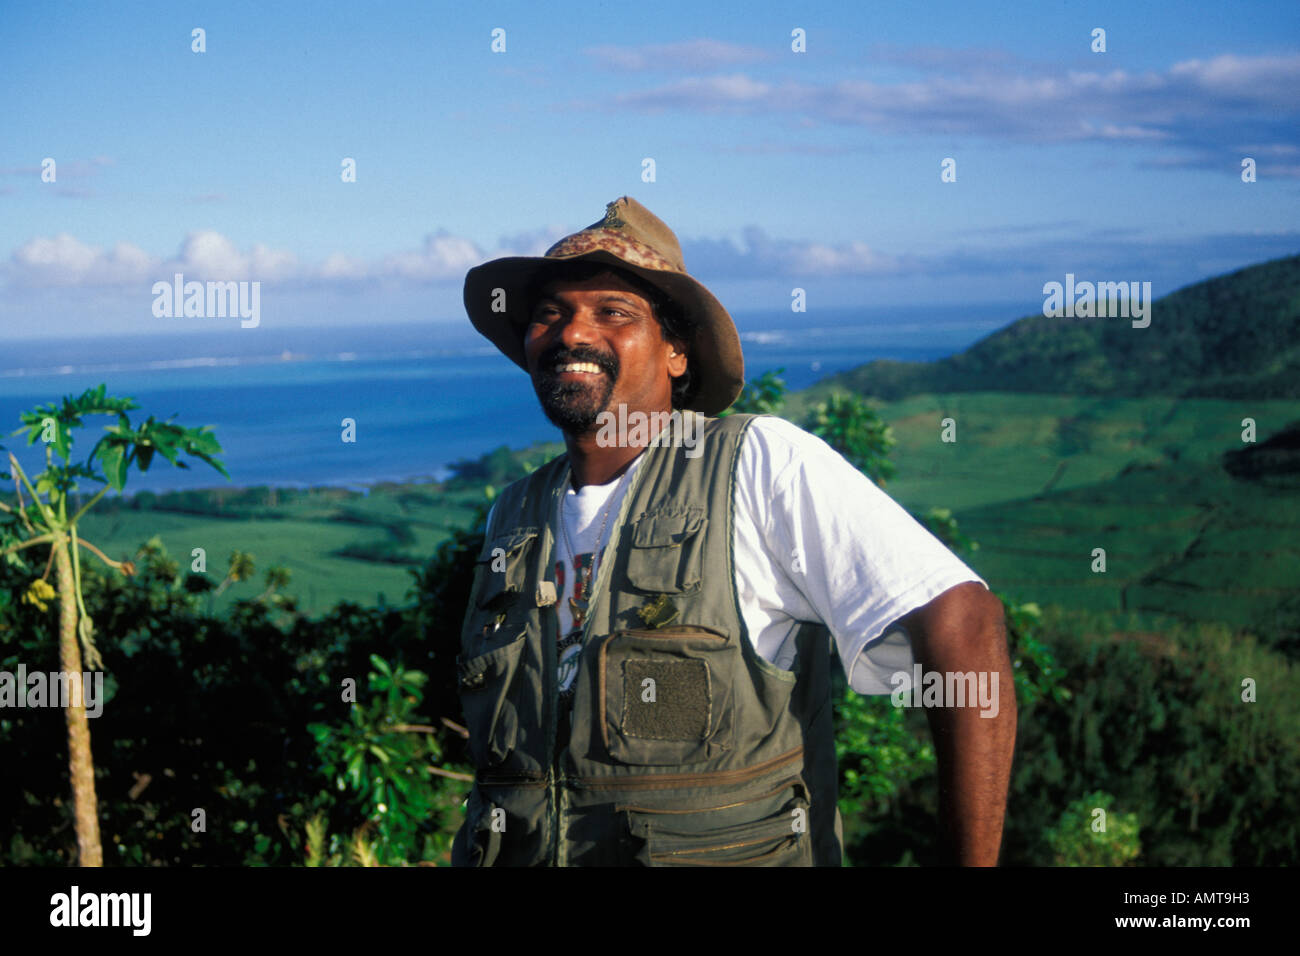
[
  {"x1": 826, "y1": 254, "x2": 1300, "y2": 400},
  {"x1": 952, "y1": 423, "x2": 1300, "y2": 651},
  {"x1": 851, "y1": 393, "x2": 1300, "y2": 654}
]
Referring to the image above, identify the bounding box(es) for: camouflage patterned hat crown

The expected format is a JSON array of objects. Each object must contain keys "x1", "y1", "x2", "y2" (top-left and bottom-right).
[{"x1": 463, "y1": 196, "x2": 744, "y2": 416}]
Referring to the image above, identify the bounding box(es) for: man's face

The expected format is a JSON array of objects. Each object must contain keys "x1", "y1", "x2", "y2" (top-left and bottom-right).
[{"x1": 524, "y1": 270, "x2": 688, "y2": 436}]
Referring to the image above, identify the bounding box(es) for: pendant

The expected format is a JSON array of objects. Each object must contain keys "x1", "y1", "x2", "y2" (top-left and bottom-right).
[{"x1": 568, "y1": 552, "x2": 592, "y2": 629}]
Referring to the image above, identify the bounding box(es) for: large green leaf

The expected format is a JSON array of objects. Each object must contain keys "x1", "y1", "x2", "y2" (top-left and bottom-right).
[
  {"x1": 98, "y1": 442, "x2": 127, "y2": 491},
  {"x1": 184, "y1": 427, "x2": 224, "y2": 457}
]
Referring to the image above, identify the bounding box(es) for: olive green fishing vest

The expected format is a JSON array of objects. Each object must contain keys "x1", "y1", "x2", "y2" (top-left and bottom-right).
[{"x1": 451, "y1": 411, "x2": 843, "y2": 866}]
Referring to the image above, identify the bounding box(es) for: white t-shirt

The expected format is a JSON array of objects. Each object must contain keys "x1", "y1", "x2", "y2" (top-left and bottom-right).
[{"x1": 489, "y1": 416, "x2": 986, "y2": 696}]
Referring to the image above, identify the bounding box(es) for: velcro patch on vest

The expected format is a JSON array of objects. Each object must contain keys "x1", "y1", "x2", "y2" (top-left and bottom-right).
[{"x1": 621, "y1": 659, "x2": 711, "y2": 740}]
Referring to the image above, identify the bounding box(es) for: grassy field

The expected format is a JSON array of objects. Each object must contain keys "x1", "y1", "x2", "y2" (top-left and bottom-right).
[
  {"x1": 832, "y1": 392, "x2": 1300, "y2": 511},
  {"x1": 77, "y1": 482, "x2": 488, "y2": 616},
  {"x1": 869, "y1": 393, "x2": 1300, "y2": 644},
  {"x1": 954, "y1": 454, "x2": 1300, "y2": 632}
]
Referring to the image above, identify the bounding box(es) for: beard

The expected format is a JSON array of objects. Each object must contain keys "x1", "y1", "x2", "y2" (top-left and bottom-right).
[{"x1": 532, "y1": 344, "x2": 620, "y2": 435}]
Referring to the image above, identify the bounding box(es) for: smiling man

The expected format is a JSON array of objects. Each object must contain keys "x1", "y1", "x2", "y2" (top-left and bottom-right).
[
  {"x1": 455, "y1": 196, "x2": 1016, "y2": 867},
  {"x1": 527, "y1": 269, "x2": 686, "y2": 451}
]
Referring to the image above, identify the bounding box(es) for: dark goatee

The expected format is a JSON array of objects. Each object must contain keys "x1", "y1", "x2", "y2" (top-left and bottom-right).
[{"x1": 532, "y1": 345, "x2": 620, "y2": 435}]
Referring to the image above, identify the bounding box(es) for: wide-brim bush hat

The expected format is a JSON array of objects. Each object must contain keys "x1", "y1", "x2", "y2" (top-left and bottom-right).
[{"x1": 463, "y1": 196, "x2": 744, "y2": 415}]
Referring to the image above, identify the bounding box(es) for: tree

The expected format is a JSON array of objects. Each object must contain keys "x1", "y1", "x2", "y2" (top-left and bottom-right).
[
  {"x1": 0, "y1": 384, "x2": 228, "y2": 866},
  {"x1": 720, "y1": 368, "x2": 789, "y2": 417},
  {"x1": 803, "y1": 392, "x2": 897, "y2": 487}
]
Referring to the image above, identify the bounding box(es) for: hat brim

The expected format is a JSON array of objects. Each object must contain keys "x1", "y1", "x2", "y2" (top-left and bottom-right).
[{"x1": 464, "y1": 250, "x2": 744, "y2": 416}]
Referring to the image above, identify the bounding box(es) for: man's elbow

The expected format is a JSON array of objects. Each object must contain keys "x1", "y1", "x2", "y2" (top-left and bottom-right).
[
  {"x1": 907, "y1": 581, "x2": 1006, "y2": 648},
  {"x1": 974, "y1": 583, "x2": 1007, "y2": 641}
]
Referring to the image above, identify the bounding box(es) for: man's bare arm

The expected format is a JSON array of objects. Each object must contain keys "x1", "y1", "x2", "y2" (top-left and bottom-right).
[{"x1": 900, "y1": 581, "x2": 1017, "y2": 865}]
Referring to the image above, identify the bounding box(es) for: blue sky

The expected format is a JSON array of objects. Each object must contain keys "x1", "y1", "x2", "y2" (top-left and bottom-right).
[{"x1": 2, "y1": 0, "x2": 1297, "y2": 340}]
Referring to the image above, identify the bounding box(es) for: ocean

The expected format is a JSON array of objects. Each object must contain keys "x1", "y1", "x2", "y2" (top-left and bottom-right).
[{"x1": 0, "y1": 304, "x2": 1026, "y2": 494}]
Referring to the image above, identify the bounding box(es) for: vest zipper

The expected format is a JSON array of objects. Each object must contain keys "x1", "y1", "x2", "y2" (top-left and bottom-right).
[
  {"x1": 544, "y1": 482, "x2": 561, "y2": 867},
  {"x1": 550, "y1": 451, "x2": 654, "y2": 866}
]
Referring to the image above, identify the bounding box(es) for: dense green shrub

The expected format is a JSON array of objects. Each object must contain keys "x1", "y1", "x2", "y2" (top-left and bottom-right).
[
  {"x1": 1044, "y1": 791, "x2": 1141, "y2": 866},
  {"x1": 0, "y1": 533, "x2": 474, "y2": 866},
  {"x1": 1004, "y1": 606, "x2": 1298, "y2": 866}
]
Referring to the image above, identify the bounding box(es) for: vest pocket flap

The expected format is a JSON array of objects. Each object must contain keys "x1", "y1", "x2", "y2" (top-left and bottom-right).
[
  {"x1": 457, "y1": 632, "x2": 527, "y2": 768},
  {"x1": 477, "y1": 527, "x2": 538, "y2": 561},
  {"x1": 474, "y1": 527, "x2": 538, "y2": 609},
  {"x1": 630, "y1": 508, "x2": 704, "y2": 547},
  {"x1": 626, "y1": 510, "x2": 707, "y2": 593},
  {"x1": 634, "y1": 783, "x2": 812, "y2": 866},
  {"x1": 457, "y1": 630, "x2": 527, "y2": 688}
]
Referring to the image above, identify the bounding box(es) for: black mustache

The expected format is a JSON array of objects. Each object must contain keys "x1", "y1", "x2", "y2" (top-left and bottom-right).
[{"x1": 541, "y1": 346, "x2": 618, "y2": 378}]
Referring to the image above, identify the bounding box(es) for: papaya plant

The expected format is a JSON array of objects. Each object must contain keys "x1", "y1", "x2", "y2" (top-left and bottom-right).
[{"x1": 0, "y1": 383, "x2": 228, "y2": 866}]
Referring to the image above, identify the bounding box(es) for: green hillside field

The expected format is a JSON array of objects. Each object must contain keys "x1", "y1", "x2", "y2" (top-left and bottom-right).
[
  {"x1": 864, "y1": 393, "x2": 1298, "y2": 511},
  {"x1": 850, "y1": 392, "x2": 1298, "y2": 648},
  {"x1": 76, "y1": 482, "x2": 487, "y2": 617}
]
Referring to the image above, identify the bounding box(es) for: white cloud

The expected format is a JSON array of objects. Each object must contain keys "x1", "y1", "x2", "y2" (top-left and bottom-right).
[
  {"x1": 7, "y1": 230, "x2": 304, "y2": 288},
  {"x1": 1169, "y1": 53, "x2": 1300, "y2": 98},
  {"x1": 11, "y1": 234, "x2": 154, "y2": 287},
  {"x1": 615, "y1": 73, "x2": 772, "y2": 110},
  {"x1": 590, "y1": 50, "x2": 1300, "y2": 171},
  {"x1": 684, "y1": 226, "x2": 904, "y2": 279},
  {"x1": 787, "y1": 240, "x2": 898, "y2": 276},
  {"x1": 320, "y1": 252, "x2": 368, "y2": 280},
  {"x1": 495, "y1": 225, "x2": 572, "y2": 256},
  {"x1": 6, "y1": 220, "x2": 916, "y2": 291},
  {"x1": 586, "y1": 38, "x2": 771, "y2": 72},
  {"x1": 379, "y1": 231, "x2": 483, "y2": 280},
  {"x1": 7, "y1": 228, "x2": 498, "y2": 289}
]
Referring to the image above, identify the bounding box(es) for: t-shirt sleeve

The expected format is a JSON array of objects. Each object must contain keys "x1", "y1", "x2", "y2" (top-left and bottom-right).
[{"x1": 741, "y1": 416, "x2": 987, "y2": 695}]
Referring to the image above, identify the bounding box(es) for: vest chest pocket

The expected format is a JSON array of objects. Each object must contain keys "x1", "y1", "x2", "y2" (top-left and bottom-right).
[
  {"x1": 457, "y1": 631, "x2": 527, "y2": 769},
  {"x1": 624, "y1": 508, "x2": 707, "y2": 594},
  {"x1": 467, "y1": 527, "x2": 539, "y2": 650},
  {"x1": 597, "y1": 626, "x2": 734, "y2": 766},
  {"x1": 475, "y1": 527, "x2": 538, "y2": 608}
]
